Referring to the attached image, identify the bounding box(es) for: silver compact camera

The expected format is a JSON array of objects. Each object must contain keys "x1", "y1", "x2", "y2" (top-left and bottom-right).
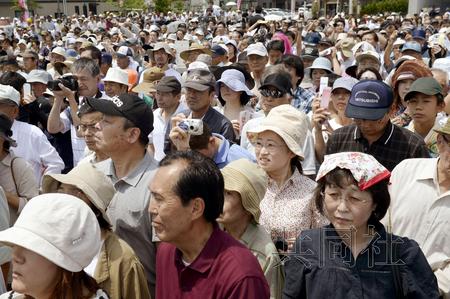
[{"x1": 178, "y1": 119, "x2": 203, "y2": 136}]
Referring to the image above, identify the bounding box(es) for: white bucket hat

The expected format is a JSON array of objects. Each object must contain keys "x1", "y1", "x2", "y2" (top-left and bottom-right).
[
  {"x1": 27, "y1": 69, "x2": 51, "y2": 85},
  {"x1": 103, "y1": 67, "x2": 129, "y2": 86},
  {"x1": 246, "y1": 42, "x2": 268, "y2": 57},
  {"x1": 0, "y1": 193, "x2": 101, "y2": 272},
  {"x1": 247, "y1": 104, "x2": 309, "y2": 160},
  {"x1": 216, "y1": 69, "x2": 254, "y2": 96},
  {"x1": 305, "y1": 57, "x2": 334, "y2": 76},
  {"x1": 0, "y1": 84, "x2": 20, "y2": 106},
  {"x1": 42, "y1": 163, "x2": 116, "y2": 224},
  {"x1": 51, "y1": 46, "x2": 67, "y2": 59}
]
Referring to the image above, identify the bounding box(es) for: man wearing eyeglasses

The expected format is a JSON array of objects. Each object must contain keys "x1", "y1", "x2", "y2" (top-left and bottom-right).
[
  {"x1": 385, "y1": 118, "x2": 450, "y2": 298},
  {"x1": 326, "y1": 80, "x2": 429, "y2": 171},
  {"x1": 240, "y1": 70, "x2": 318, "y2": 177}
]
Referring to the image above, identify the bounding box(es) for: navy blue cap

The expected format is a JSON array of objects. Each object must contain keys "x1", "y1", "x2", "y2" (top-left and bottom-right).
[
  {"x1": 101, "y1": 53, "x2": 112, "y2": 65},
  {"x1": 211, "y1": 45, "x2": 227, "y2": 56},
  {"x1": 345, "y1": 80, "x2": 393, "y2": 120},
  {"x1": 304, "y1": 32, "x2": 321, "y2": 45},
  {"x1": 412, "y1": 28, "x2": 426, "y2": 40}
]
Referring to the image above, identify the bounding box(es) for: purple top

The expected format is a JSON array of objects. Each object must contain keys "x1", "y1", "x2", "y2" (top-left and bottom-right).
[{"x1": 156, "y1": 225, "x2": 270, "y2": 299}]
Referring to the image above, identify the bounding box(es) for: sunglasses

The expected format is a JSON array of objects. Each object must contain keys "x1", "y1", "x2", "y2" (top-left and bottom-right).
[{"x1": 260, "y1": 88, "x2": 285, "y2": 98}]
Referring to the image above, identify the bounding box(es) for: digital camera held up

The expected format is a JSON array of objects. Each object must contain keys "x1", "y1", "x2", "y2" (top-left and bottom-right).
[
  {"x1": 48, "y1": 75, "x2": 78, "y2": 91},
  {"x1": 178, "y1": 119, "x2": 203, "y2": 136}
]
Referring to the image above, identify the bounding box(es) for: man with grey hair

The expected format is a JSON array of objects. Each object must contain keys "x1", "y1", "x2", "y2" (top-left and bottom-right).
[{"x1": 47, "y1": 58, "x2": 104, "y2": 168}]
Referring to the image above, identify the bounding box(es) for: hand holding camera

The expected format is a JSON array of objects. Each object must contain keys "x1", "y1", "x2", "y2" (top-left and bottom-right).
[{"x1": 169, "y1": 114, "x2": 191, "y2": 151}]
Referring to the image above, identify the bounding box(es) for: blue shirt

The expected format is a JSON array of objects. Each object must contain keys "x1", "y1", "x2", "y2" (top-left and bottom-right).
[
  {"x1": 291, "y1": 86, "x2": 316, "y2": 114},
  {"x1": 213, "y1": 134, "x2": 255, "y2": 169}
]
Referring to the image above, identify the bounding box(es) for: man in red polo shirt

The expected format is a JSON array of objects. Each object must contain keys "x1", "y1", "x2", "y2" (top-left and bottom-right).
[{"x1": 149, "y1": 151, "x2": 270, "y2": 299}]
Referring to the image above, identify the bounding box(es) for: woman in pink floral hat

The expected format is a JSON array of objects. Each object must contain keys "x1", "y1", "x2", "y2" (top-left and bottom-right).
[{"x1": 283, "y1": 152, "x2": 440, "y2": 299}]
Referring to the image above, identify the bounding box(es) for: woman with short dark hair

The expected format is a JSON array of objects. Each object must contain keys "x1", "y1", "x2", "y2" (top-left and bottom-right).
[{"x1": 283, "y1": 152, "x2": 440, "y2": 299}]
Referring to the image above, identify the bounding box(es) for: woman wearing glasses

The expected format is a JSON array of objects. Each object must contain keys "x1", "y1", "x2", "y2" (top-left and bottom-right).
[
  {"x1": 247, "y1": 102, "x2": 327, "y2": 252},
  {"x1": 283, "y1": 152, "x2": 440, "y2": 298}
]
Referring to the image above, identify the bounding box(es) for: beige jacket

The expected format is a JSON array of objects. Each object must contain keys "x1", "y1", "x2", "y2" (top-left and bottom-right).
[{"x1": 94, "y1": 231, "x2": 150, "y2": 299}]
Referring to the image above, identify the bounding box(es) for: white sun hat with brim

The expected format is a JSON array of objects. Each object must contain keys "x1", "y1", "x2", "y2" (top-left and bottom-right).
[
  {"x1": 51, "y1": 46, "x2": 67, "y2": 58},
  {"x1": 27, "y1": 69, "x2": 51, "y2": 85},
  {"x1": 305, "y1": 57, "x2": 335, "y2": 77},
  {"x1": 247, "y1": 104, "x2": 309, "y2": 160},
  {"x1": 102, "y1": 67, "x2": 129, "y2": 86},
  {"x1": 0, "y1": 193, "x2": 101, "y2": 272},
  {"x1": 42, "y1": 163, "x2": 115, "y2": 225},
  {"x1": 0, "y1": 84, "x2": 20, "y2": 106},
  {"x1": 216, "y1": 69, "x2": 254, "y2": 96}
]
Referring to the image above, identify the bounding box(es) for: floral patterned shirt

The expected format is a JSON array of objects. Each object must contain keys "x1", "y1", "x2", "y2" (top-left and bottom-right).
[{"x1": 260, "y1": 169, "x2": 328, "y2": 241}]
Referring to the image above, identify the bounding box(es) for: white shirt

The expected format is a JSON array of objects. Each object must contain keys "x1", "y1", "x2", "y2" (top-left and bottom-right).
[
  {"x1": 149, "y1": 102, "x2": 187, "y2": 162},
  {"x1": 240, "y1": 115, "x2": 317, "y2": 176},
  {"x1": 84, "y1": 239, "x2": 105, "y2": 277},
  {"x1": 11, "y1": 120, "x2": 65, "y2": 184},
  {"x1": 385, "y1": 158, "x2": 450, "y2": 297},
  {"x1": 60, "y1": 109, "x2": 86, "y2": 166}
]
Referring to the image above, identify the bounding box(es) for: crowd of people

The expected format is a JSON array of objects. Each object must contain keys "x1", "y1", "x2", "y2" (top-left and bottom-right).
[{"x1": 0, "y1": 4, "x2": 447, "y2": 299}]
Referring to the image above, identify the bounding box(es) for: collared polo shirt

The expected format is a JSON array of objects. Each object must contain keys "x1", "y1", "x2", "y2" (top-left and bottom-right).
[
  {"x1": 97, "y1": 152, "x2": 158, "y2": 297},
  {"x1": 386, "y1": 158, "x2": 450, "y2": 295},
  {"x1": 156, "y1": 225, "x2": 270, "y2": 299},
  {"x1": 213, "y1": 133, "x2": 255, "y2": 169},
  {"x1": 326, "y1": 122, "x2": 430, "y2": 171}
]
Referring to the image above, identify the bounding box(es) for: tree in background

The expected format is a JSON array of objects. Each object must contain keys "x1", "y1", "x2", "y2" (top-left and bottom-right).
[{"x1": 361, "y1": 0, "x2": 408, "y2": 15}]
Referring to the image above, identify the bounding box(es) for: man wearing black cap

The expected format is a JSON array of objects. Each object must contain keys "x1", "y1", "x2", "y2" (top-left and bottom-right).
[
  {"x1": 211, "y1": 44, "x2": 229, "y2": 68},
  {"x1": 149, "y1": 76, "x2": 187, "y2": 161},
  {"x1": 87, "y1": 94, "x2": 158, "y2": 297},
  {"x1": 326, "y1": 80, "x2": 429, "y2": 171}
]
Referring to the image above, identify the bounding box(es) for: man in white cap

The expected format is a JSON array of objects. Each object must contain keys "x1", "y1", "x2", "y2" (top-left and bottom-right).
[
  {"x1": 22, "y1": 69, "x2": 52, "y2": 131},
  {"x1": 103, "y1": 68, "x2": 129, "y2": 98},
  {"x1": 47, "y1": 46, "x2": 67, "y2": 79},
  {"x1": 246, "y1": 42, "x2": 269, "y2": 92},
  {"x1": 115, "y1": 46, "x2": 142, "y2": 73},
  {"x1": 0, "y1": 84, "x2": 64, "y2": 184}
]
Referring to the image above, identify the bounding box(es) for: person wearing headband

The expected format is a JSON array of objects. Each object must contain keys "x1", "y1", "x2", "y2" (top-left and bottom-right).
[{"x1": 283, "y1": 152, "x2": 439, "y2": 298}]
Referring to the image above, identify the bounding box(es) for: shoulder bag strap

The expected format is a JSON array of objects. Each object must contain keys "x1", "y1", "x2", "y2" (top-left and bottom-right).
[
  {"x1": 10, "y1": 157, "x2": 21, "y2": 198},
  {"x1": 388, "y1": 233, "x2": 404, "y2": 298}
]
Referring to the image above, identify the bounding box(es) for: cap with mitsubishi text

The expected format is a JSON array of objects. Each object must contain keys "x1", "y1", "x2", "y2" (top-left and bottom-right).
[{"x1": 345, "y1": 80, "x2": 393, "y2": 120}]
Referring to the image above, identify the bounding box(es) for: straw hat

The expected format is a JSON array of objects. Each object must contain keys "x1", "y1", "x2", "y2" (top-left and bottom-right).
[
  {"x1": 247, "y1": 104, "x2": 309, "y2": 160},
  {"x1": 42, "y1": 163, "x2": 115, "y2": 224},
  {"x1": 0, "y1": 193, "x2": 101, "y2": 272},
  {"x1": 180, "y1": 43, "x2": 212, "y2": 61},
  {"x1": 132, "y1": 67, "x2": 165, "y2": 93},
  {"x1": 102, "y1": 67, "x2": 129, "y2": 86},
  {"x1": 221, "y1": 159, "x2": 267, "y2": 223}
]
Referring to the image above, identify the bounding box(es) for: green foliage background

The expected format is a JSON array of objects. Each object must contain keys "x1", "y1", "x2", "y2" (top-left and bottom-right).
[{"x1": 361, "y1": 0, "x2": 408, "y2": 15}]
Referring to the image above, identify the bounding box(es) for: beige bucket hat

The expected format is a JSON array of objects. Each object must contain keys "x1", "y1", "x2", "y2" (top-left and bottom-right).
[
  {"x1": 221, "y1": 159, "x2": 267, "y2": 223},
  {"x1": 42, "y1": 163, "x2": 115, "y2": 224},
  {"x1": 247, "y1": 104, "x2": 309, "y2": 160}
]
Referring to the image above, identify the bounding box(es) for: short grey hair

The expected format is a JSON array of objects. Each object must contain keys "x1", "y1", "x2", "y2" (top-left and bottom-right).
[{"x1": 72, "y1": 57, "x2": 100, "y2": 77}]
